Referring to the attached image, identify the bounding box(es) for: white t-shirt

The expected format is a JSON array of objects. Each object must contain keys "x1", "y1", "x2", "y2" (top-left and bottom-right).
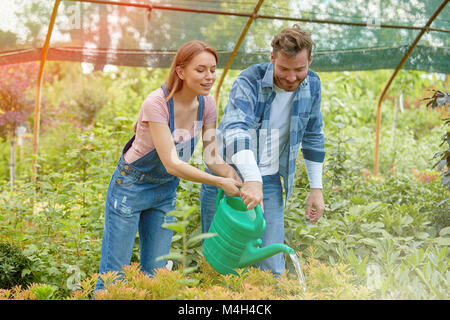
[
  {"x1": 231, "y1": 85, "x2": 323, "y2": 188},
  {"x1": 258, "y1": 85, "x2": 295, "y2": 176}
]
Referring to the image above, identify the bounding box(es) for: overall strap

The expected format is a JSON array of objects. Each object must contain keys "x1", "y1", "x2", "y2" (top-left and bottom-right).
[
  {"x1": 161, "y1": 84, "x2": 175, "y2": 134},
  {"x1": 191, "y1": 94, "x2": 205, "y2": 150},
  {"x1": 197, "y1": 94, "x2": 205, "y2": 122},
  {"x1": 161, "y1": 84, "x2": 205, "y2": 139}
]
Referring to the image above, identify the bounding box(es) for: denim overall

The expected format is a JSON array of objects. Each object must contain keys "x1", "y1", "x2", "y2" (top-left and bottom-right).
[{"x1": 96, "y1": 85, "x2": 204, "y2": 291}]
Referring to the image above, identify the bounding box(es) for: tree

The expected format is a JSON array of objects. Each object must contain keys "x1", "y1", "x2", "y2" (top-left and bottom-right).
[
  {"x1": 0, "y1": 62, "x2": 39, "y2": 186},
  {"x1": 0, "y1": 30, "x2": 17, "y2": 51}
]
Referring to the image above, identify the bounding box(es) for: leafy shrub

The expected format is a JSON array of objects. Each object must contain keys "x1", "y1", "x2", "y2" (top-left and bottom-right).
[
  {"x1": 0, "y1": 256, "x2": 376, "y2": 300},
  {"x1": 0, "y1": 242, "x2": 33, "y2": 289},
  {"x1": 29, "y1": 283, "x2": 59, "y2": 300},
  {"x1": 426, "y1": 90, "x2": 449, "y2": 195},
  {"x1": 84, "y1": 256, "x2": 375, "y2": 300},
  {"x1": 285, "y1": 163, "x2": 449, "y2": 299}
]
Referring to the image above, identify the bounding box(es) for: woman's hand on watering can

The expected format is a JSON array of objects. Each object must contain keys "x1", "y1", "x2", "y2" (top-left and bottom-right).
[
  {"x1": 219, "y1": 177, "x2": 242, "y2": 197},
  {"x1": 226, "y1": 168, "x2": 243, "y2": 185},
  {"x1": 240, "y1": 181, "x2": 264, "y2": 213}
]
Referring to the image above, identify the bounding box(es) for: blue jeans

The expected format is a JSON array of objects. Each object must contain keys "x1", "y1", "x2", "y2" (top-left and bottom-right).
[
  {"x1": 95, "y1": 168, "x2": 178, "y2": 291},
  {"x1": 200, "y1": 170, "x2": 285, "y2": 275}
]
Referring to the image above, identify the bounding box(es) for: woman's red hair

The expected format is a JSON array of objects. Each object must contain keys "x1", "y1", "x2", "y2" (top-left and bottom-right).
[
  {"x1": 133, "y1": 41, "x2": 217, "y2": 132},
  {"x1": 164, "y1": 40, "x2": 218, "y2": 101}
]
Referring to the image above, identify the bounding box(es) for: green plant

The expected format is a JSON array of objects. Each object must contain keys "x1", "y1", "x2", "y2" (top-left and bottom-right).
[
  {"x1": 324, "y1": 122, "x2": 356, "y2": 187},
  {"x1": 157, "y1": 194, "x2": 216, "y2": 274},
  {"x1": 0, "y1": 242, "x2": 33, "y2": 289},
  {"x1": 425, "y1": 90, "x2": 449, "y2": 191},
  {"x1": 29, "y1": 283, "x2": 59, "y2": 300},
  {"x1": 65, "y1": 256, "x2": 374, "y2": 300},
  {"x1": 286, "y1": 162, "x2": 449, "y2": 299}
]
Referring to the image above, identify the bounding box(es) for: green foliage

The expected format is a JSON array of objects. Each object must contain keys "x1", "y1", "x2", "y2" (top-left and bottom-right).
[
  {"x1": 0, "y1": 242, "x2": 33, "y2": 289},
  {"x1": 324, "y1": 122, "x2": 356, "y2": 187},
  {"x1": 425, "y1": 90, "x2": 449, "y2": 191},
  {"x1": 285, "y1": 168, "x2": 449, "y2": 299},
  {"x1": 0, "y1": 67, "x2": 448, "y2": 300},
  {"x1": 1, "y1": 257, "x2": 375, "y2": 300},
  {"x1": 29, "y1": 284, "x2": 59, "y2": 300},
  {"x1": 158, "y1": 180, "x2": 216, "y2": 274},
  {"x1": 96, "y1": 67, "x2": 169, "y2": 125},
  {"x1": 0, "y1": 121, "x2": 131, "y2": 296}
]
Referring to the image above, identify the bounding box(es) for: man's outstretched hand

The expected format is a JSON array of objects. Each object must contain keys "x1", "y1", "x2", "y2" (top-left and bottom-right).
[{"x1": 305, "y1": 188, "x2": 325, "y2": 222}]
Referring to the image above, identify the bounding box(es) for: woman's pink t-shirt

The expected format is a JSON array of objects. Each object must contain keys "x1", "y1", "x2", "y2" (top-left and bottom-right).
[{"x1": 124, "y1": 88, "x2": 217, "y2": 164}]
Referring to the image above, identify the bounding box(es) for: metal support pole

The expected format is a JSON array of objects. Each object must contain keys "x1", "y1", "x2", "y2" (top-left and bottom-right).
[
  {"x1": 214, "y1": 0, "x2": 265, "y2": 108},
  {"x1": 373, "y1": 0, "x2": 449, "y2": 176},
  {"x1": 31, "y1": 0, "x2": 61, "y2": 184}
]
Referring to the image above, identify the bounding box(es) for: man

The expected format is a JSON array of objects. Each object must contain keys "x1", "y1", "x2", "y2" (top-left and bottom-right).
[{"x1": 200, "y1": 25, "x2": 325, "y2": 275}]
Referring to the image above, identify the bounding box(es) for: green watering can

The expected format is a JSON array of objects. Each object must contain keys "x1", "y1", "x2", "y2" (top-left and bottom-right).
[{"x1": 202, "y1": 188, "x2": 294, "y2": 276}]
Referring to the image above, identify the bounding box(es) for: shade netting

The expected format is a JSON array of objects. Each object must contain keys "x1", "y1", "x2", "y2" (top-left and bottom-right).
[{"x1": 0, "y1": 0, "x2": 448, "y2": 73}]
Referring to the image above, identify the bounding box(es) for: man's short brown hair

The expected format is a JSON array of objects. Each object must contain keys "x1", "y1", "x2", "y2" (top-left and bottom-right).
[{"x1": 271, "y1": 24, "x2": 314, "y2": 59}]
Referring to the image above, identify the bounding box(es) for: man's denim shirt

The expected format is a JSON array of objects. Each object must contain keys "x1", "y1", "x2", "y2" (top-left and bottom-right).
[{"x1": 216, "y1": 62, "x2": 325, "y2": 203}]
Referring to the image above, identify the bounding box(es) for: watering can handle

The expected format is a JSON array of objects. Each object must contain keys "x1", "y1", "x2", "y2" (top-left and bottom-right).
[
  {"x1": 216, "y1": 188, "x2": 264, "y2": 218},
  {"x1": 215, "y1": 188, "x2": 225, "y2": 210},
  {"x1": 254, "y1": 201, "x2": 264, "y2": 217}
]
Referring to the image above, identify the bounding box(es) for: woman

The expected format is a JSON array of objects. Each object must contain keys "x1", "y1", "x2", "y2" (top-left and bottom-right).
[{"x1": 95, "y1": 41, "x2": 241, "y2": 291}]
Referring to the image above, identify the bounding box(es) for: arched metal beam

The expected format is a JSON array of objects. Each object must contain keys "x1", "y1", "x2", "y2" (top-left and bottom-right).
[
  {"x1": 73, "y1": 0, "x2": 450, "y2": 34},
  {"x1": 214, "y1": 0, "x2": 265, "y2": 107},
  {"x1": 373, "y1": 0, "x2": 449, "y2": 176},
  {"x1": 32, "y1": 0, "x2": 61, "y2": 184}
]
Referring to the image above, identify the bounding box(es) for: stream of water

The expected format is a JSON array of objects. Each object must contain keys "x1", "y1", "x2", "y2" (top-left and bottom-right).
[{"x1": 289, "y1": 253, "x2": 307, "y2": 293}]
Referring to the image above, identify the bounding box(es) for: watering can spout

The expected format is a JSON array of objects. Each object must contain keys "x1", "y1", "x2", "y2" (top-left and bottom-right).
[{"x1": 238, "y1": 239, "x2": 295, "y2": 268}]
